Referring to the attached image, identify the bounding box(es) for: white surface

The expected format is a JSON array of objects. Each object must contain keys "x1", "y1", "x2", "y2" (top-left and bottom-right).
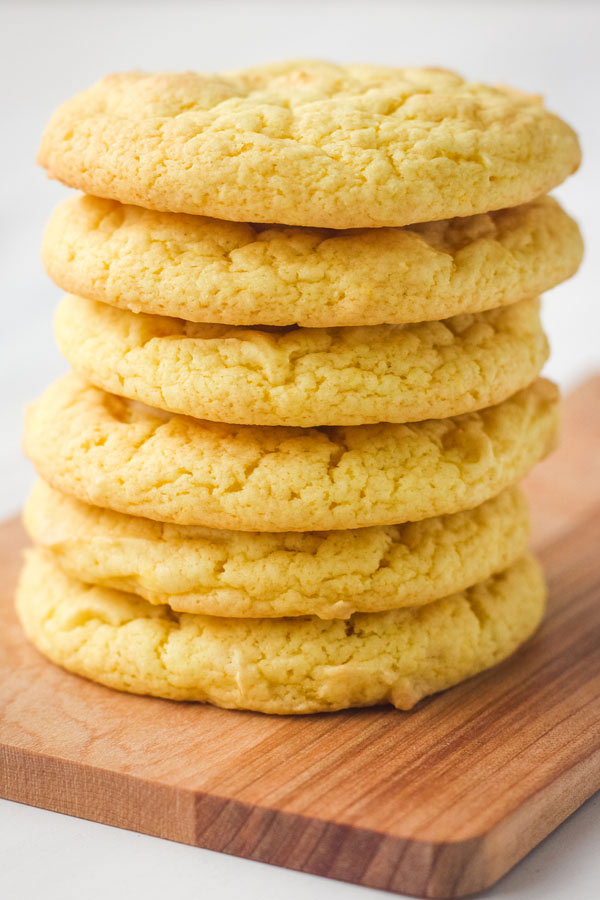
[{"x1": 0, "y1": 2, "x2": 599, "y2": 898}]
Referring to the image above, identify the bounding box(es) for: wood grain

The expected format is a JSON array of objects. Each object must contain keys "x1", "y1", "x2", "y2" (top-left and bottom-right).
[{"x1": 1, "y1": 376, "x2": 600, "y2": 899}]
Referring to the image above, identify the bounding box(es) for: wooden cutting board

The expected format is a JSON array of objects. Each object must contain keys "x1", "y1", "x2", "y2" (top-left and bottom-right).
[{"x1": 1, "y1": 377, "x2": 599, "y2": 899}]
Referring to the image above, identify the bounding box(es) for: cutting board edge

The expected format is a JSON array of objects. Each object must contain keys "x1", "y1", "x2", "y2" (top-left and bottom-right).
[
  {"x1": 0, "y1": 739, "x2": 482, "y2": 898},
  {"x1": 4, "y1": 733, "x2": 600, "y2": 899}
]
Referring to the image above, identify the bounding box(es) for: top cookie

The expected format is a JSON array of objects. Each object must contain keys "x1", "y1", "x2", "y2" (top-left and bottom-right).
[{"x1": 37, "y1": 61, "x2": 581, "y2": 228}]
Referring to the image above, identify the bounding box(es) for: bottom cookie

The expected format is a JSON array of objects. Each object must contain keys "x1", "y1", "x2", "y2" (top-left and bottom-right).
[{"x1": 16, "y1": 549, "x2": 545, "y2": 715}]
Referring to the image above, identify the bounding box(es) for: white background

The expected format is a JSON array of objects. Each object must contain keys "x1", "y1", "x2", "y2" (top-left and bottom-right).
[{"x1": 1, "y1": 1, "x2": 599, "y2": 898}]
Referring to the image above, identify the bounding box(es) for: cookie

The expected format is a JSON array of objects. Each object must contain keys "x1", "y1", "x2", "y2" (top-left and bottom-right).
[
  {"x1": 16, "y1": 548, "x2": 545, "y2": 713},
  {"x1": 23, "y1": 374, "x2": 559, "y2": 532},
  {"x1": 55, "y1": 295, "x2": 548, "y2": 427},
  {"x1": 24, "y1": 481, "x2": 529, "y2": 619},
  {"x1": 37, "y1": 62, "x2": 580, "y2": 228},
  {"x1": 42, "y1": 195, "x2": 583, "y2": 328}
]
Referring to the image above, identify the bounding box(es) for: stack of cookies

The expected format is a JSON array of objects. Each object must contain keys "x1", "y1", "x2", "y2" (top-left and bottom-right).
[{"x1": 18, "y1": 62, "x2": 582, "y2": 714}]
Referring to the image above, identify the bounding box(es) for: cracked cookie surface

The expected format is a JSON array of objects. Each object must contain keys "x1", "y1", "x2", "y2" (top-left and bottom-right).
[
  {"x1": 37, "y1": 61, "x2": 580, "y2": 228},
  {"x1": 42, "y1": 194, "x2": 583, "y2": 327},
  {"x1": 24, "y1": 481, "x2": 529, "y2": 619},
  {"x1": 16, "y1": 549, "x2": 546, "y2": 713},
  {"x1": 55, "y1": 295, "x2": 548, "y2": 426},
  {"x1": 23, "y1": 374, "x2": 559, "y2": 531}
]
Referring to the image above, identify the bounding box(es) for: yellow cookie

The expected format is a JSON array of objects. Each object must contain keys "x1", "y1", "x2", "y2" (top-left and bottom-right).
[
  {"x1": 42, "y1": 194, "x2": 583, "y2": 327},
  {"x1": 24, "y1": 481, "x2": 530, "y2": 619},
  {"x1": 16, "y1": 549, "x2": 546, "y2": 714},
  {"x1": 37, "y1": 62, "x2": 580, "y2": 228},
  {"x1": 55, "y1": 295, "x2": 548, "y2": 427},
  {"x1": 23, "y1": 374, "x2": 559, "y2": 532}
]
